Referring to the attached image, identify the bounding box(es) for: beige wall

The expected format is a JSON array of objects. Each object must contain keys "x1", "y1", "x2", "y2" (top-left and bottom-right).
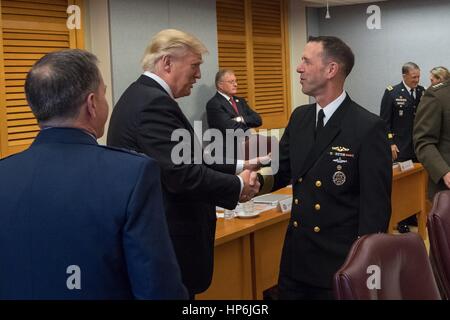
[
  {"x1": 289, "y1": 0, "x2": 310, "y2": 110},
  {"x1": 84, "y1": 0, "x2": 309, "y2": 140},
  {"x1": 84, "y1": 0, "x2": 113, "y2": 145}
]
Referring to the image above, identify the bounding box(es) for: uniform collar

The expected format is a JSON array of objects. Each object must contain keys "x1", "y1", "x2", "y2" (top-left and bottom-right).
[
  {"x1": 402, "y1": 81, "x2": 415, "y2": 93},
  {"x1": 32, "y1": 127, "x2": 99, "y2": 146},
  {"x1": 316, "y1": 91, "x2": 347, "y2": 126}
]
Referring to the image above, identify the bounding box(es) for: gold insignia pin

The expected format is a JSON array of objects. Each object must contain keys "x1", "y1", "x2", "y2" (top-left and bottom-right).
[{"x1": 332, "y1": 146, "x2": 350, "y2": 152}]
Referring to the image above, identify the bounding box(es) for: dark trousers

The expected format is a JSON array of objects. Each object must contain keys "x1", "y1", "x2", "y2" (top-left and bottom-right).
[{"x1": 278, "y1": 274, "x2": 334, "y2": 300}]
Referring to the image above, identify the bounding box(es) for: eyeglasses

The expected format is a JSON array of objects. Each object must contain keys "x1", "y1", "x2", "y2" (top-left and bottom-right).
[{"x1": 222, "y1": 80, "x2": 237, "y2": 85}]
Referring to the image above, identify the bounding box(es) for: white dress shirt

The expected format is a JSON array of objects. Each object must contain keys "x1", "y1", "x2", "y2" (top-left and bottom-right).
[
  {"x1": 143, "y1": 71, "x2": 174, "y2": 99},
  {"x1": 316, "y1": 90, "x2": 347, "y2": 127}
]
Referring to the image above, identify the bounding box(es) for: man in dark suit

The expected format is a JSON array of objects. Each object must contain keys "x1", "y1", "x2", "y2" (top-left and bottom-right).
[
  {"x1": 380, "y1": 62, "x2": 424, "y2": 233},
  {"x1": 206, "y1": 69, "x2": 263, "y2": 161},
  {"x1": 206, "y1": 69, "x2": 262, "y2": 133},
  {"x1": 0, "y1": 49, "x2": 187, "y2": 299},
  {"x1": 259, "y1": 36, "x2": 392, "y2": 299},
  {"x1": 107, "y1": 29, "x2": 260, "y2": 298},
  {"x1": 380, "y1": 62, "x2": 425, "y2": 163}
]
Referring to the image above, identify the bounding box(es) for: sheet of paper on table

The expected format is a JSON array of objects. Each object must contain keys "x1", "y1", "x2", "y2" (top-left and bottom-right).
[{"x1": 216, "y1": 203, "x2": 277, "y2": 218}]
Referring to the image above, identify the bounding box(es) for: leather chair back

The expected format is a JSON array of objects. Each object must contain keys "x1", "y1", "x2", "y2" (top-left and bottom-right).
[
  {"x1": 334, "y1": 233, "x2": 441, "y2": 300},
  {"x1": 427, "y1": 190, "x2": 450, "y2": 299}
]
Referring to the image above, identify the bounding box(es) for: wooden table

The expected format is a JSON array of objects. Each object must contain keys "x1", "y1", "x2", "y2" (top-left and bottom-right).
[
  {"x1": 198, "y1": 164, "x2": 428, "y2": 299},
  {"x1": 389, "y1": 163, "x2": 428, "y2": 239},
  {"x1": 197, "y1": 188, "x2": 291, "y2": 300}
]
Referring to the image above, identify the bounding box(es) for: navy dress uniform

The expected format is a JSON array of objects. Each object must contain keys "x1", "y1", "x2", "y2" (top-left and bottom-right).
[
  {"x1": 380, "y1": 82, "x2": 425, "y2": 162},
  {"x1": 259, "y1": 94, "x2": 392, "y2": 292}
]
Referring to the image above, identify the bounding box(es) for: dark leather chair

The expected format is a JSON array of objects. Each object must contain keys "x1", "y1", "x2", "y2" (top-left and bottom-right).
[
  {"x1": 427, "y1": 190, "x2": 450, "y2": 300},
  {"x1": 333, "y1": 233, "x2": 441, "y2": 300}
]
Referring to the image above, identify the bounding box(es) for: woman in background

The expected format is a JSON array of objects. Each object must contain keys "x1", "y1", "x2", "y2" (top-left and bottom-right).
[{"x1": 429, "y1": 66, "x2": 450, "y2": 86}]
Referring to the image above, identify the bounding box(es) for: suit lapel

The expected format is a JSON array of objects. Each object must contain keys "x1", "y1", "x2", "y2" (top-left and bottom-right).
[
  {"x1": 234, "y1": 97, "x2": 243, "y2": 115},
  {"x1": 290, "y1": 105, "x2": 316, "y2": 179},
  {"x1": 137, "y1": 74, "x2": 170, "y2": 96},
  {"x1": 416, "y1": 87, "x2": 423, "y2": 103},
  {"x1": 400, "y1": 82, "x2": 415, "y2": 104},
  {"x1": 217, "y1": 92, "x2": 238, "y2": 116},
  {"x1": 138, "y1": 75, "x2": 194, "y2": 133},
  {"x1": 297, "y1": 95, "x2": 351, "y2": 179}
]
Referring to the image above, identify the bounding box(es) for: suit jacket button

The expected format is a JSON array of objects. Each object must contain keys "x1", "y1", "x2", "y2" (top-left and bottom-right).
[
  {"x1": 293, "y1": 221, "x2": 299, "y2": 228},
  {"x1": 315, "y1": 180, "x2": 322, "y2": 187},
  {"x1": 294, "y1": 198, "x2": 299, "y2": 205},
  {"x1": 314, "y1": 226, "x2": 321, "y2": 233},
  {"x1": 314, "y1": 204, "x2": 321, "y2": 211}
]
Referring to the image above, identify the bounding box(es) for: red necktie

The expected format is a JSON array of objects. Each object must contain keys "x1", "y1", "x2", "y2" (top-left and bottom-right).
[{"x1": 229, "y1": 97, "x2": 239, "y2": 115}]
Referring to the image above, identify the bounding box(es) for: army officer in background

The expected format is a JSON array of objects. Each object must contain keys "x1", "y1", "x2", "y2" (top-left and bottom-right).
[
  {"x1": 414, "y1": 79, "x2": 450, "y2": 199},
  {"x1": 380, "y1": 62, "x2": 425, "y2": 162}
]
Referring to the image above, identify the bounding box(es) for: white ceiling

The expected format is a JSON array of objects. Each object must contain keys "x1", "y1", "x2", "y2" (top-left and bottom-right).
[{"x1": 303, "y1": 0, "x2": 388, "y2": 7}]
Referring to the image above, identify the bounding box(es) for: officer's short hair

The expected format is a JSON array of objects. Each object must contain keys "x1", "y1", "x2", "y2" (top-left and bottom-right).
[
  {"x1": 402, "y1": 62, "x2": 420, "y2": 75},
  {"x1": 25, "y1": 49, "x2": 101, "y2": 122},
  {"x1": 215, "y1": 69, "x2": 234, "y2": 88},
  {"x1": 308, "y1": 36, "x2": 354, "y2": 78}
]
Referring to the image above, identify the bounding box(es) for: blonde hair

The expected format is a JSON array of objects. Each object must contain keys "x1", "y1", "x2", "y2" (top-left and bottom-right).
[
  {"x1": 430, "y1": 66, "x2": 450, "y2": 83},
  {"x1": 141, "y1": 29, "x2": 208, "y2": 72}
]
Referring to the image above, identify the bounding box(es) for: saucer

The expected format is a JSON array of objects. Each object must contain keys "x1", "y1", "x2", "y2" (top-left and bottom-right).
[{"x1": 236, "y1": 212, "x2": 260, "y2": 219}]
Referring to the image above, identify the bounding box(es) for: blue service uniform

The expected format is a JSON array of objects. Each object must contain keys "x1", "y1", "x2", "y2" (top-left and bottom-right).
[{"x1": 0, "y1": 128, "x2": 187, "y2": 299}]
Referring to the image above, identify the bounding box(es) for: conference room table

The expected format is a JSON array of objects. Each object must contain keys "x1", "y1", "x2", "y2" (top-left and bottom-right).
[
  {"x1": 197, "y1": 163, "x2": 427, "y2": 300},
  {"x1": 389, "y1": 163, "x2": 428, "y2": 239}
]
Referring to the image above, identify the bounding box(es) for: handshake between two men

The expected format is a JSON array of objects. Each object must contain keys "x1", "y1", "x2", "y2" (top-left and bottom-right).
[{"x1": 237, "y1": 153, "x2": 271, "y2": 203}]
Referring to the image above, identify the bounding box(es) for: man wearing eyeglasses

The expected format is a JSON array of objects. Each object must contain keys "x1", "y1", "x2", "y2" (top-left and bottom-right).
[{"x1": 206, "y1": 69, "x2": 262, "y2": 133}]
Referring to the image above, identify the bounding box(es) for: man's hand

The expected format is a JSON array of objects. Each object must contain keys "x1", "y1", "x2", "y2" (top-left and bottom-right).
[
  {"x1": 443, "y1": 172, "x2": 450, "y2": 189},
  {"x1": 239, "y1": 169, "x2": 260, "y2": 202},
  {"x1": 243, "y1": 153, "x2": 272, "y2": 171},
  {"x1": 391, "y1": 144, "x2": 399, "y2": 161}
]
